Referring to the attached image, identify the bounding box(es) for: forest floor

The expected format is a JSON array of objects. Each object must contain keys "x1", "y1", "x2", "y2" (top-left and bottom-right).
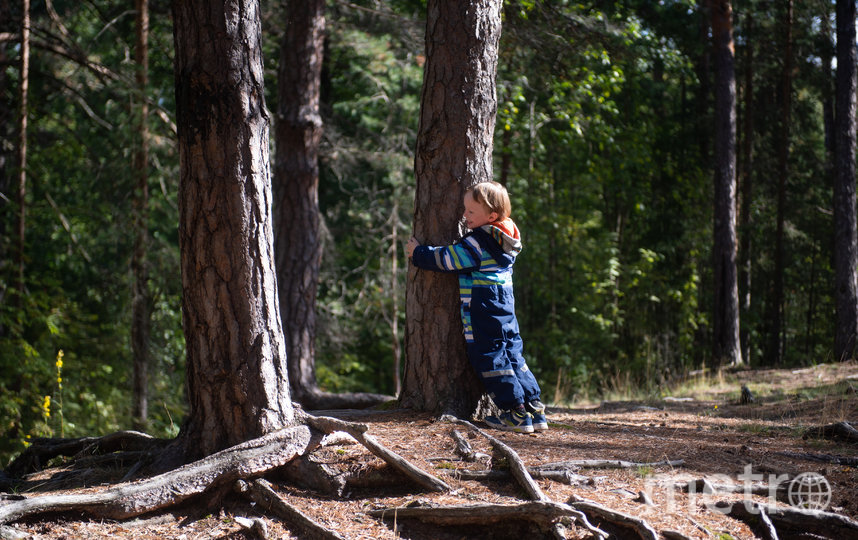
[{"x1": 4, "y1": 361, "x2": 858, "y2": 539}]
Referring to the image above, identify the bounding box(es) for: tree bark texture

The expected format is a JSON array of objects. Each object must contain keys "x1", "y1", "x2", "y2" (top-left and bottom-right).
[
  {"x1": 172, "y1": 0, "x2": 292, "y2": 461},
  {"x1": 131, "y1": 0, "x2": 151, "y2": 431},
  {"x1": 834, "y1": 0, "x2": 858, "y2": 361},
  {"x1": 402, "y1": 0, "x2": 503, "y2": 416},
  {"x1": 273, "y1": 0, "x2": 326, "y2": 403},
  {"x1": 709, "y1": 0, "x2": 742, "y2": 366}
]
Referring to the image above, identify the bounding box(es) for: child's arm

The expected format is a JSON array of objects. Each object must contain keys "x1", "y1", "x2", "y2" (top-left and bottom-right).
[{"x1": 408, "y1": 235, "x2": 482, "y2": 273}]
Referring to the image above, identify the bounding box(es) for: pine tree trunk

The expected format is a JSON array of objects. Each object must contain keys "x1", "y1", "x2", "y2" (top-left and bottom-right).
[
  {"x1": 401, "y1": 0, "x2": 502, "y2": 417},
  {"x1": 710, "y1": 0, "x2": 742, "y2": 366},
  {"x1": 15, "y1": 0, "x2": 30, "y2": 301},
  {"x1": 738, "y1": 13, "x2": 754, "y2": 367},
  {"x1": 767, "y1": 0, "x2": 792, "y2": 366},
  {"x1": 834, "y1": 0, "x2": 858, "y2": 361},
  {"x1": 131, "y1": 0, "x2": 151, "y2": 432},
  {"x1": 172, "y1": 0, "x2": 292, "y2": 461},
  {"x1": 273, "y1": 0, "x2": 325, "y2": 403}
]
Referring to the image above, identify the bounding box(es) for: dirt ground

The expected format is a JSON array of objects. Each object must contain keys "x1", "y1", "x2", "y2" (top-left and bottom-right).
[{"x1": 3, "y1": 361, "x2": 858, "y2": 539}]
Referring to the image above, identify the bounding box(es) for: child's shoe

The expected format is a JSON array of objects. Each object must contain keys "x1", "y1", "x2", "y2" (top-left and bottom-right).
[
  {"x1": 484, "y1": 405, "x2": 534, "y2": 433},
  {"x1": 526, "y1": 400, "x2": 549, "y2": 432}
]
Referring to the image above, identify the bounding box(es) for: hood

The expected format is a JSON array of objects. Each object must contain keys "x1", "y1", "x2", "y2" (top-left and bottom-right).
[{"x1": 480, "y1": 217, "x2": 522, "y2": 257}]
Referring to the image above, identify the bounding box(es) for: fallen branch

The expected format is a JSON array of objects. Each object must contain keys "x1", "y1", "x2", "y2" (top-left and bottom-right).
[
  {"x1": 803, "y1": 421, "x2": 858, "y2": 443},
  {"x1": 0, "y1": 426, "x2": 312, "y2": 524},
  {"x1": 568, "y1": 497, "x2": 659, "y2": 540},
  {"x1": 534, "y1": 459, "x2": 684, "y2": 471},
  {"x1": 453, "y1": 468, "x2": 590, "y2": 485},
  {"x1": 302, "y1": 413, "x2": 450, "y2": 493},
  {"x1": 236, "y1": 478, "x2": 345, "y2": 540},
  {"x1": 773, "y1": 451, "x2": 858, "y2": 466},
  {"x1": 367, "y1": 500, "x2": 587, "y2": 530}
]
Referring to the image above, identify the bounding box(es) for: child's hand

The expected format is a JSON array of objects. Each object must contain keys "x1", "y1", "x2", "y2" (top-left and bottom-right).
[{"x1": 406, "y1": 237, "x2": 420, "y2": 258}]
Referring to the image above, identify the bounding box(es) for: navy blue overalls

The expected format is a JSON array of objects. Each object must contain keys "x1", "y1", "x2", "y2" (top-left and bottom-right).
[{"x1": 411, "y1": 218, "x2": 541, "y2": 410}]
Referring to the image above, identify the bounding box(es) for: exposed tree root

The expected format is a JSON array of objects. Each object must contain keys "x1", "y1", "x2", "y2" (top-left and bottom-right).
[
  {"x1": 568, "y1": 496, "x2": 659, "y2": 540},
  {"x1": 6, "y1": 431, "x2": 169, "y2": 478},
  {"x1": 236, "y1": 478, "x2": 345, "y2": 540},
  {"x1": 0, "y1": 426, "x2": 312, "y2": 524},
  {"x1": 441, "y1": 415, "x2": 547, "y2": 502},
  {"x1": 722, "y1": 500, "x2": 858, "y2": 540},
  {"x1": 302, "y1": 412, "x2": 450, "y2": 492},
  {"x1": 440, "y1": 415, "x2": 609, "y2": 539}
]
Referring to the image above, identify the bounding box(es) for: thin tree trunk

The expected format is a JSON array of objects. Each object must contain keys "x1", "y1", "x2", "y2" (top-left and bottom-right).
[
  {"x1": 767, "y1": 0, "x2": 792, "y2": 366},
  {"x1": 273, "y1": 0, "x2": 326, "y2": 403},
  {"x1": 131, "y1": 0, "x2": 151, "y2": 432},
  {"x1": 710, "y1": 0, "x2": 742, "y2": 366},
  {"x1": 738, "y1": 12, "x2": 754, "y2": 367},
  {"x1": 834, "y1": 0, "x2": 858, "y2": 361},
  {"x1": 15, "y1": 0, "x2": 30, "y2": 301},
  {"x1": 401, "y1": 0, "x2": 503, "y2": 417},
  {"x1": 391, "y1": 198, "x2": 401, "y2": 397},
  {"x1": 172, "y1": 0, "x2": 293, "y2": 461}
]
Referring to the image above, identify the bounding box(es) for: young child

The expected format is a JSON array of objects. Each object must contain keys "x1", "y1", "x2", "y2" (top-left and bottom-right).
[{"x1": 406, "y1": 181, "x2": 547, "y2": 433}]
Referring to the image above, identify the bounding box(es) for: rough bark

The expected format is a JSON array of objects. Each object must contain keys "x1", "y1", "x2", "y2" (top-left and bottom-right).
[
  {"x1": 402, "y1": 0, "x2": 503, "y2": 417},
  {"x1": 131, "y1": 0, "x2": 151, "y2": 432},
  {"x1": 709, "y1": 0, "x2": 742, "y2": 366},
  {"x1": 273, "y1": 0, "x2": 326, "y2": 402},
  {"x1": 834, "y1": 0, "x2": 858, "y2": 362},
  {"x1": 171, "y1": 0, "x2": 293, "y2": 461}
]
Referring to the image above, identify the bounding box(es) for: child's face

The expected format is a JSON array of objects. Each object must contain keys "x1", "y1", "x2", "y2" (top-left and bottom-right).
[{"x1": 463, "y1": 191, "x2": 498, "y2": 229}]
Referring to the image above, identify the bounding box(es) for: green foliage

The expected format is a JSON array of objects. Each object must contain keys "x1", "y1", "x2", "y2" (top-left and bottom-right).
[{"x1": 0, "y1": 0, "x2": 847, "y2": 466}]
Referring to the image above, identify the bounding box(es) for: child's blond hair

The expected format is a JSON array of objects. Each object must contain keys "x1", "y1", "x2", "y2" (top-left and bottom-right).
[{"x1": 467, "y1": 181, "x2": 511, "y2": 222}]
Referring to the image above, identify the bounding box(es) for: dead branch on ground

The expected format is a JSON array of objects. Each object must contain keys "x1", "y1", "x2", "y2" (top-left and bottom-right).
[{"x1": 803, "y1": 421, "x2": 858, "y2": 443}]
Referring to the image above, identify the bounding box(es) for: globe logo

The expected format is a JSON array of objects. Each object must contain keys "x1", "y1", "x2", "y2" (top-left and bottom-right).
[{"x1": 787, "y1": 472, "x2": 832, "y2": 511}]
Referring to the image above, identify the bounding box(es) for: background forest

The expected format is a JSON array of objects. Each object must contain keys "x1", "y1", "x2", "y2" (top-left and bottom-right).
[{"x1": 0, "y1": 0, "x2": 844, "y2": 465}]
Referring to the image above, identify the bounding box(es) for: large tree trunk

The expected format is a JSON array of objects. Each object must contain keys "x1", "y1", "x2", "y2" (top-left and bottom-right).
[
  {"x1": 273, "y1": 0, "x2": 326, "y2": 404},
  {"x1": 172, "y1": 0, "x2": 293, "y2": 462},
  {"x1": 766, "y1": 0, "x2": 792, "y2": 366},
  {"x1": 834, "y1": 0, "x2": 858, "y2": 361},
  {"x1": 131, "y1": 0, "x2": 151, "y2": 432},
  {"x1": 15, "y1": 0, "x2": 30, "y2": 301},
  {"x1": 401, "y1": 0, "x2": 503, "y2": 417},
  {"x1": 709, "y1": 0, "x2": 742, "y2": 367}
]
